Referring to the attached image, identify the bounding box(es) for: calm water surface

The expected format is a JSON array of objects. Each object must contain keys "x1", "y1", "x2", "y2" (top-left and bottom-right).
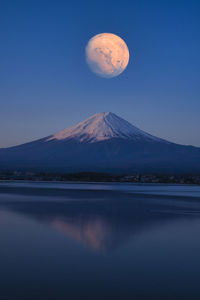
[{"x1": 1, "y1": 181, "x2": 200, "y2": 300}]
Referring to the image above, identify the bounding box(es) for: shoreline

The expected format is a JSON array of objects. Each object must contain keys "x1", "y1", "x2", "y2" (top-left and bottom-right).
[{"x1": 0, "y1": 179, "x2": 199, "y2": 186}]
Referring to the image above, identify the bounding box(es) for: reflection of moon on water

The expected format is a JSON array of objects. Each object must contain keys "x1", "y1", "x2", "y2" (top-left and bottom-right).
[{"x1": 85, "y1": 33, "x2": 130, "y2": 78}]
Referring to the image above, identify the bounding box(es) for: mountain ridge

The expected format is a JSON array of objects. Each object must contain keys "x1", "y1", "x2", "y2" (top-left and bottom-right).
[{"x1": 0, "y1": 112, "x2": 199, "y2": 174}]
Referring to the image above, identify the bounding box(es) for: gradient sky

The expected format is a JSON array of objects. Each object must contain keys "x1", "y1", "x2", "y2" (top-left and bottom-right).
[{"x1": 1, "y1": 0, "x2": 200, "y2": 148}]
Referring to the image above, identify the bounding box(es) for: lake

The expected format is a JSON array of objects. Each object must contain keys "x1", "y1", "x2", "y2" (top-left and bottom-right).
[{"x1": 1, "y1": 181, "x2": 200, "y2": 300}]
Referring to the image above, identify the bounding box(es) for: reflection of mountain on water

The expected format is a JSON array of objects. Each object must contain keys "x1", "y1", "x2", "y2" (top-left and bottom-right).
[
  {"x1": 0, "y1": 201, "x2": 167, "y2": 253},
  {"x1": 1, "y1": 188, "x2": 200, "y2": 253},
  {"x1": 51, "y1": 216, "x2": 114, "y2": 251},
  {"x1": 49, "y1": 212, "x2": 157, "y2": 252}
]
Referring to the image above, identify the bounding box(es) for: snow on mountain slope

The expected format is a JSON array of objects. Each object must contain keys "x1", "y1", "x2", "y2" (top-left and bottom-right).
[{"x1": 46, "y1": 112, "x2": 167, "y2": 143}]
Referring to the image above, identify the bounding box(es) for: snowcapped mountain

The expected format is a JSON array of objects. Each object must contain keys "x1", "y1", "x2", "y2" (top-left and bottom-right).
[
  {"x1": 0, "y1": 112, "x2": 200, "y2": 173},
  {"x1": 46, "y1": 112, "x2": 165, "y2": 143}
]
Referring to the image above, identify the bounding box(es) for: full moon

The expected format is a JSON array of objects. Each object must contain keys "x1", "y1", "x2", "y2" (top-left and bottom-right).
[{"x1": 85, "y1": 33, "x2": 129, "y2": 78}]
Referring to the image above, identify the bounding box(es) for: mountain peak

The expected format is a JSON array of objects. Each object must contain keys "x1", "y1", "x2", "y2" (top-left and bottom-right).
[{"x1": 46, "y1": 112, "x2": 165, "y2": 143}]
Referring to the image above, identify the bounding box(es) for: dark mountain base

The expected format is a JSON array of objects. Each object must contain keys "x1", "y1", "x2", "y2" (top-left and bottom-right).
[{"x1": 0, "y1": 138, "x2": 200, "y2": 174}]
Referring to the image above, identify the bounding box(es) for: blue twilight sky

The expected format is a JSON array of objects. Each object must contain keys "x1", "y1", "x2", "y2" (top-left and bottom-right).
[{"x1": 0, "y1": 0, "x2": 200, "y2": 148}]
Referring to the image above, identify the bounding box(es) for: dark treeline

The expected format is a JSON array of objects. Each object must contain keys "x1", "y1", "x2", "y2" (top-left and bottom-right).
[{"x1": 0, "y1": 171, "x2": 200, "y2": 185}]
